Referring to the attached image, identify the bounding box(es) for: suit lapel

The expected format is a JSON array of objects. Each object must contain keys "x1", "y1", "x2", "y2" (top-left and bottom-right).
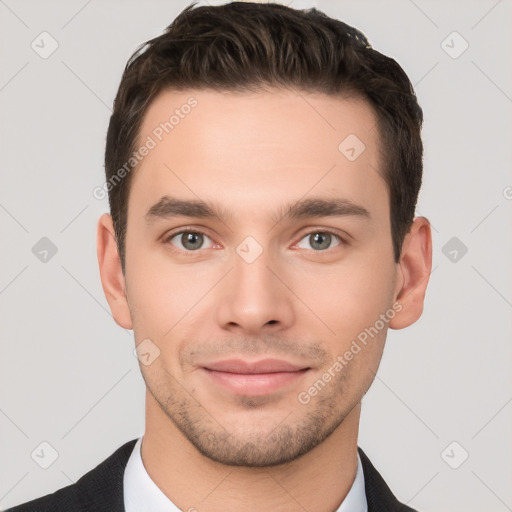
[
  {"x1": 358, "y1": 447, "x2": 418, "y2": 512},
  {"x1": 74, "y1": 438, "x2": 137, "y2": 512}
]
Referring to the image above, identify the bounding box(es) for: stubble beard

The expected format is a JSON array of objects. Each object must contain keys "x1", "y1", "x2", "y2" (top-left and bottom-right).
[{"x1": 145, "y1": 367, "x2": 355, "y2": 467}]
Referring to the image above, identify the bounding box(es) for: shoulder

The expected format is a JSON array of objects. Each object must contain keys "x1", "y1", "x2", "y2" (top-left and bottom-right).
[
  {"x1": 5, "y1": 439, "x2": 138, "y2": 512},
  {"x1": 358, "y1": 446, "x2": 419, "y2": 512}
]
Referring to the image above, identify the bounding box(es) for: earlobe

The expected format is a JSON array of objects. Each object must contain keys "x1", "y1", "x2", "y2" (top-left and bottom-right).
[
  {"x1": 389, "y1": 217, "x2": 432, "y2": 330},
  {"x1": 96, "y1": 213, "x2": 133, "y2": 330}
]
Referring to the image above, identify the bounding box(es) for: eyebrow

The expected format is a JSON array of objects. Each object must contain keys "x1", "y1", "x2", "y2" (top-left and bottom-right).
[{"x1": 145, "y1": 195, "x2": 370, "y2": 225}]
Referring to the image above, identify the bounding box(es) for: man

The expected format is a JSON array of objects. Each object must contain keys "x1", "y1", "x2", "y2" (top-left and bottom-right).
[{"x1": 8, "y1": 1, "x2": 431, "y2": 511}]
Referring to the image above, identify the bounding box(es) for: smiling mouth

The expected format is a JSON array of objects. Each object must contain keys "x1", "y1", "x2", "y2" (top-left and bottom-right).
[{"x1": 201, "y1": 358, "x2": 311, "y2": 396}]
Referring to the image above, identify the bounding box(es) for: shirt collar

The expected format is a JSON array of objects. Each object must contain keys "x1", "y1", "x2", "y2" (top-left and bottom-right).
[{"x1": 124, "y1": 436, "x2": 367, "y2": 512}]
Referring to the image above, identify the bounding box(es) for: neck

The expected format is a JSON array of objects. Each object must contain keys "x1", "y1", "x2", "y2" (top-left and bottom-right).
[{"x1": 141, "y1": 391, "x2": 361, "y2": 512}]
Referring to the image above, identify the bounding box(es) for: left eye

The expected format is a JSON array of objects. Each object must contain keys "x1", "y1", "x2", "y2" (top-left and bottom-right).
[
  {"x1": 167, "y1": 231, "x2": 214, "y2": 251},
  {"x1": 296, "y1": 231, "x2": 343, "y2": 251}
]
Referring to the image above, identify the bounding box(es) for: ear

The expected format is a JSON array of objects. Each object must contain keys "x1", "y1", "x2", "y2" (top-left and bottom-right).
[
  {"x1": 96, "y1": 213, "x2": 133, "y2": 330},
  {"x1": 389, "y1": 217, "x2": 432, "y2": 330}
]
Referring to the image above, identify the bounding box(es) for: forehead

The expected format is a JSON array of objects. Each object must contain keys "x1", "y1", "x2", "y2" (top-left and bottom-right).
[{"x1": 128, "y1": 87, "x2": 387, "y2": 223}]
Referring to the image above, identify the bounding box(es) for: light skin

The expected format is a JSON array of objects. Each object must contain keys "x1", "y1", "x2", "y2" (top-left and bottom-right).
[{"x1": 97, "y1": 87, "x2": 432, "y2": 511}]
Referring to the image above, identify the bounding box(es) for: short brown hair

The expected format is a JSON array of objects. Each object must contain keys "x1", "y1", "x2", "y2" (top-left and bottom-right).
[{"x1": 105, "y1": 1, "x2": 423, "y2": 272}]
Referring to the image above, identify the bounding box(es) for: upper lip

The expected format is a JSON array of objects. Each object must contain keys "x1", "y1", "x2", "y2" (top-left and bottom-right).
[{"x1": 202, "y1": 358, "x2": 309, "y2": 374}]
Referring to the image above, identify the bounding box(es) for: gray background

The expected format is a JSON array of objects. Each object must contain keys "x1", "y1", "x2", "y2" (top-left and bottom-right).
[{"x1": 1, "y1": 0, "x2": 511, "y2": 510}]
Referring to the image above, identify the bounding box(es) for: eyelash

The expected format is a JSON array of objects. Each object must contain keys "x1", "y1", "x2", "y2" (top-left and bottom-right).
[{"x1": 163, "y1": 227, "x2": 347, "y2": 255}]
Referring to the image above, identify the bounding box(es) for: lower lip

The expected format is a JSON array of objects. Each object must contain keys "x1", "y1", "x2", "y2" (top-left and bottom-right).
[{"x1": 202, "y1": 368, "x2": 309, "y2": 396}]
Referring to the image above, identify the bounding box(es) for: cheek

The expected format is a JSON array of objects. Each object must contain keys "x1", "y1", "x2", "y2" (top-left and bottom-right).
[
  {"x1": 292, "y1": 255, "x2": 396, "y2": 341},
  {"x1": 125, "y1": 241, "x2": 221, "y2": 345},
  {"x1": 124, "y1": 241, "x2": 180, "y2": 338},
  {"x1": 127, "y1": 276, "x2": 187, "y2": 341}
]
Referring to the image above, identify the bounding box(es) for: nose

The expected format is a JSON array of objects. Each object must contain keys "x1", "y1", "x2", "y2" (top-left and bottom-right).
[{"x1": 215, "y1": 243, "x2": 295, "y2": 335}]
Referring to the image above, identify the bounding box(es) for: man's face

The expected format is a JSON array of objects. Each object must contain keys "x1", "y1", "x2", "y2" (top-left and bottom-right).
[{"x1": 122, "y1": 87, "x2": 401, "y2": 466}]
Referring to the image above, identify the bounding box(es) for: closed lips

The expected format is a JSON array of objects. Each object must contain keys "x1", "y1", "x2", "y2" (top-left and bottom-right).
[{"x1": 202, "y1": 358, "x2": 309, "y2": 374}]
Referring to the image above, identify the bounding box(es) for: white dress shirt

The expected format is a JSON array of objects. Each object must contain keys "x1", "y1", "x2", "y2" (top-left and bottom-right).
[{"x1": 124, "y1": 436, "x2": 367, "y2": 512}]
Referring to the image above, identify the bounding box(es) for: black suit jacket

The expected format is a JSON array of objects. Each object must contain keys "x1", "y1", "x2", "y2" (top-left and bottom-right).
[{"x1": 6, "y1": 440, "x2": 418, "y2": 512}]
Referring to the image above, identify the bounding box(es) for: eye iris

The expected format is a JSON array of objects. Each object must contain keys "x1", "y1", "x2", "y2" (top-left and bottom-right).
[
  {"x1": 310, "y1": 232, "x2": 331, "y2": 250},
  {"x1": 182, "y1": 232, "x2": 203, "y2": 250}
]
